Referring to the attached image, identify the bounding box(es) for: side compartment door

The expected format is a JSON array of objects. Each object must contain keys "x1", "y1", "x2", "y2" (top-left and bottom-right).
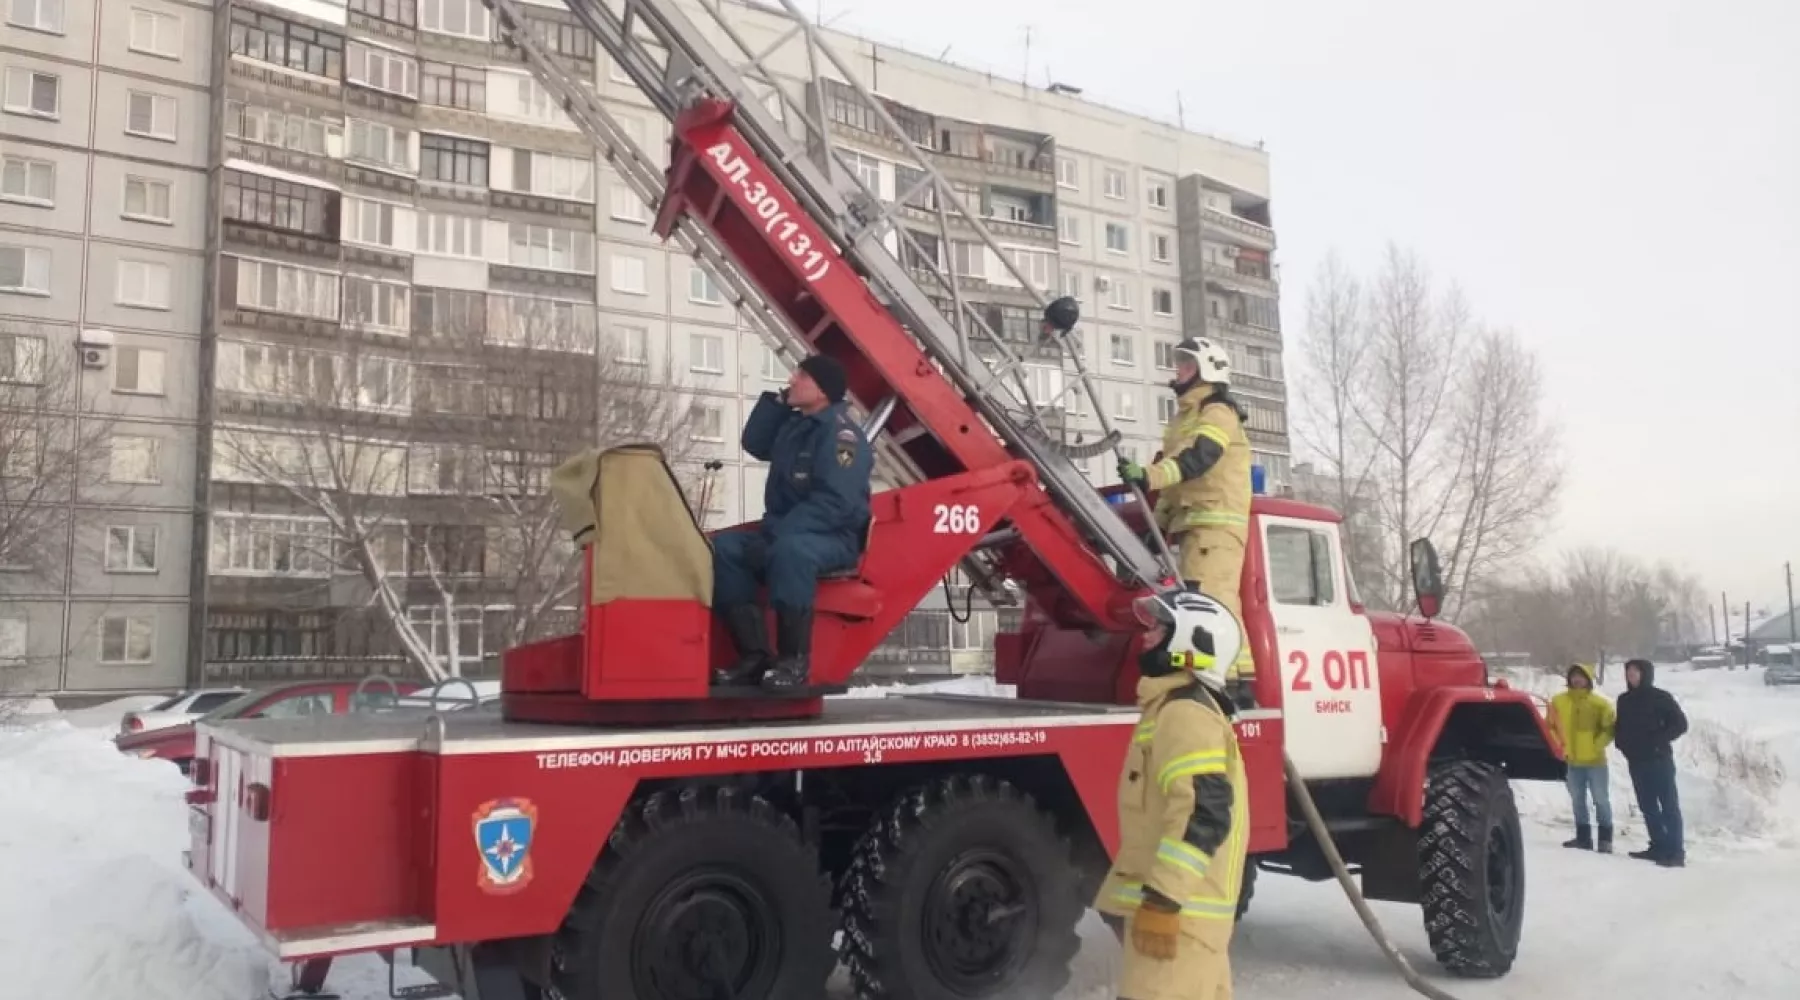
[{"x1": 1262, "y1": 515, "x2": 1383, "y2": 780}]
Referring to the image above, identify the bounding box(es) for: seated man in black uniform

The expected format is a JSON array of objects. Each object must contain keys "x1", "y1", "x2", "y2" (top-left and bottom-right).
[{"x1": 712, "y1": 354, "x2": 873, "y2": 690}]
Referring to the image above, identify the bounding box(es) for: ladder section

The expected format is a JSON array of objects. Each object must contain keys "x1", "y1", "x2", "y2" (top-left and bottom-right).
[{"x1": 537, "y1": 0, "x2": 1168, "y2": 591}]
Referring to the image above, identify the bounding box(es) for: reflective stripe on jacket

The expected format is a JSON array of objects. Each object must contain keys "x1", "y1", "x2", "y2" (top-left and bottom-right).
[
  {"x1": 1095, "y1": 671, "x2": 1249, "y2": 950},
  {"x1": 1148, "y1": 383, "x2": 1252, "y2": 537}
]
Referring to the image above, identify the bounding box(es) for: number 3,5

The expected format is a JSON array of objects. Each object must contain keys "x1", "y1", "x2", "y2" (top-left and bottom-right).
[{"x1": 932, "y1": 504, "x2": 981, "y2": 535}]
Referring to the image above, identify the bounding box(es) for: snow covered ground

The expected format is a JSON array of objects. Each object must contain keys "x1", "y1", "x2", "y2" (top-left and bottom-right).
[{"x1": 4, "y1": 667, "x2": 1797, "y2": 1000}]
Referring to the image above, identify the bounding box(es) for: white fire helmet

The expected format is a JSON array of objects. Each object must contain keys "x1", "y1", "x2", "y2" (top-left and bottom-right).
[
  {"x1": 1174, "y1": 337, "x2": 1232, "y2": 386},
  {"x1": 1133, "y1": 588, "x2": 1244, "y2": 691}
]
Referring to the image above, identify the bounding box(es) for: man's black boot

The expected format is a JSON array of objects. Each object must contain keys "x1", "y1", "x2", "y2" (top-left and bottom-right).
[
  {"x1": 1562, "y1": 824, "x2": 1593, "y2": 850},
  {"x1": 762, "y1": 605, "x2": 813, "y2": 690},
  {"x1": 1597, "y1": 825, "x2": 1614, "y2": 854},
  {"x1": 1628, "y1": 846, "x2": 1660, "y2": 861},
  {"x1": 712, "y1": 605, "x2": 770, "y2": 686}
]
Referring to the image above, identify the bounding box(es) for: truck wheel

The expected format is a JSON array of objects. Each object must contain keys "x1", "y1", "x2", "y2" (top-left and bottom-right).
[
  {"x1": 1418, "y1": 761, "x2": 1525, "y2": 978},
  {"x1": 837, "y1": 774, "x2": 1083, "y2": 1000},
  {"x1": 549, "y1": 785, "x2": 835, "y2": 1000},
  {"x1": 1235, "y1": 862, "x2": 1256, "y2": 922}
]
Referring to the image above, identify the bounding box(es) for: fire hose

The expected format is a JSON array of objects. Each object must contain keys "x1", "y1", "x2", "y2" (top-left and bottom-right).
[{"x1": 1283, "y1": 754, "x2": 1464, "y2": 1000}]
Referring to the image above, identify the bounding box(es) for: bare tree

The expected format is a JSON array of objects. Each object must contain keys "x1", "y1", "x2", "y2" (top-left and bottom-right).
[
  {"x1": 214, "y1": 309, "x2": 696, "y2": 682},
  {"x1": 1, "y1": 323, "x2": 119, "y2": 699},
  {"x1": 1437, "y1": 328, "x2": 1562, "y2": 618}
]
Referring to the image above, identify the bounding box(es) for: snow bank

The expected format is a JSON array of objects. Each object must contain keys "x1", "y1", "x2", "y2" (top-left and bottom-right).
[
  {"x1": 837, "y1": 675, "x2": 1017, "y2": 699},
  {"x1": 0, "y1": 722, "x2": 269, "y2": 1000}
]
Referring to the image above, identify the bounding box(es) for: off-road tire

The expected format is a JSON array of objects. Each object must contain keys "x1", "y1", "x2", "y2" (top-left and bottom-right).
[
  {"x1": 837, "y1": 774, "x2": 1084, "y2": 1000},
  {"x1": 1235, "y1": 861, "x2": 1256, "y2": 922},
  {"x1": 549, "y1": 785, "x2": 836, "y2": 1000},
  {"x1": 1418, "y1": 761, "x2": 1525, "y2": 978}
]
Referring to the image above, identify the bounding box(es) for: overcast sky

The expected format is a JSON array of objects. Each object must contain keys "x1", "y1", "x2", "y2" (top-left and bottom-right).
[{"x1": 812, "y1": 0, "x2": 1800, "y2": 617}]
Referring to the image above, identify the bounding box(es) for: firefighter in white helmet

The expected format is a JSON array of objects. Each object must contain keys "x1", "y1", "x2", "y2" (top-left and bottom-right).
[
  {"x1": 1118, "y1": 337, "x2": 1256, "y2": 692},
  {"x1": 1097, "y1": 589, "x2": 1250, "y2": 1000}
]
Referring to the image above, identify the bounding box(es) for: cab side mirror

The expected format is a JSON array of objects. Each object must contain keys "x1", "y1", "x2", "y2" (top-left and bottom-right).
[{"x1": 1409, "y1": 537, "x2": 1446, "y2": 620}]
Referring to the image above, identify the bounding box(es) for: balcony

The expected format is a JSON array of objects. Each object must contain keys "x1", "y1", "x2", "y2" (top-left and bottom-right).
[
  {"x1": 1202, "y1": 207, "x2": 1277, "y2": 249},
  {"x1": 1203, "y1": 260, "x2": 1278, "y2": 295},
  {"x1": 1208, "y1": 315, "x2": 1282, "y2": 345},
  {"x1": 1230, "y1": 371, "x2": 1286, "y2": 400}
]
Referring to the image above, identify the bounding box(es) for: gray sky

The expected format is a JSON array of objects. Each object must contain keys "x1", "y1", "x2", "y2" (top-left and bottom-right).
[{"x1": 814, "y1": 0, "x2": 1800, "y2": 615}]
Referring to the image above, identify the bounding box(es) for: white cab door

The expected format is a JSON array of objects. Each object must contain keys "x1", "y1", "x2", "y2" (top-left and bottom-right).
[{"x1": 1262, "y1": 515, "x2": 1383, "y2": 780}]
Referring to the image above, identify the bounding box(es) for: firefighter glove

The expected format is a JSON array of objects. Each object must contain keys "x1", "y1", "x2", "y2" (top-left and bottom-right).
[
  {"x1": 1128, "y1": 896, "x2": 1182, "y2": 960},
  {"x1": 1119, "y1": 458, "x2": 1149, "y2": 490}
]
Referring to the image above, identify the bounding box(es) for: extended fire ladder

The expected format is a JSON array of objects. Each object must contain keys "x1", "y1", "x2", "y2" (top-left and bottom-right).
[{"x1": 480, "y1": 0, "x2": 1175, "y2": 609}]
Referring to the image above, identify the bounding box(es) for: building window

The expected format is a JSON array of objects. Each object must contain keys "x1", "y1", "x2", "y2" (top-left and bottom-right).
[
  {"x1": 408, "y1": 446, "x2": 481, "y2": 495},
  {"x1": 1151, "y1": 288, "x2": 1175, "y2": 316},
  {"x1": 422, "y1": 60, "x2": 485, "y2": 111},
  {"x1": 420, "y1": 0, "x2": 490, "y2": 40},
  {"x1": 0, "y1": 618, "x2": 24, "y2": 666},
  {"x1": 225, "y1": 101, "x2": 343, "y2": 158},
  {"x1": 109, "y1": 435, "x2": 161, "y2": 484},
  {"x1": 689, "y1": 333, "x2": 724, "y2": 374},
  {"x1": 8, "y1": 0, "x2": 63, "y2": 32},
  {"x1": 506, "y1": 223, "x2": 595, "y2": 273},
  {"x1": 349, "y1": 0, "x2": 416, "y2": 27},
  {"x1": 1152, "y1": 233, "x2": 1172, "y2": 263},
  {"x1": 99, "y1": 615, "x2": 156, "y2": 664},
  {"x1": 344, "y1": 276, "x2": 412, "y2": 333},
  {"x1": 1146, "y1": 180, "x2": 1169, "y2": 210},
  {"x1": 356, "y1": 356, "x2": 411, "y2": 412},
  {"x1": 1057, "y1": 211, "x2": 1080, "y2": 246},
  {"x1": 122, "y1": 175, "x2": 174, "y2": 224},
  {"x1": 609, "y1": 183, "x2": 645, "y2": 222},
  {"x1": 413, "y1": 287, "x2": 485, "y2": 339},
  {"x1": 1103, "y1": 277, "x2": 1131, "y2": 311},
  {"x1": 209, "y1": 513, "x2": 335, "y2": 576},
  {"x1": 527, "y1": 16, "x2": 594, "y2": 59},
  {"x1": 1003, "y1": 248, "x2": 1053, "y2": 292},
  {"x1": 128, "y1": 8, "x2": 181, "y2": 58},
  {"x1": 761, "y1": 345, "x2": 787, "y2": 382},
  {"x1": 1155, "y1": 340, "x2": 1176, "y2": 371},
  {"x1": 347, "y1": 41, "x2": 418, "y2": 99},
  {"x1": 690, "y1": 404, "x2": 724, "y2": 442},
  {"x1": 218, "y1": 341, "x2": 337, "y2": 399},
  {"x1": 348, "y1": 118, "x2": 413, "y2": 172},
  {"x1": 230, "y1": 255, "x2": 341, "y2": 321},
  {"x1": 507, "y1": 74, "x2": 573, "y2": 127},
  {"x1": 512, "y1": 148, "x2": 594, "y2": 201},
  {"x1": 125, "y1": 90, "x2": 178, "y2": 141},
  {"x1": 342, "y1": 197, "x2": 413, "y2": 250},
  {"x1": 416, "y1": 211, "x2": 484, "y2": 258},
  {"x1": 0, "y1": 154, "x2": 53, "y2": 206},
  {"x1": 115, "y1": 260, "x2": 172, "y2": 311},
  {"x1": 1158, "y1": 395, "x2": 1177, "y2": 425},
  {"x1": 1108, "y1": 333, "x2": 1133, "y2": 366},
  {"x1": 113, "y1": 346, "x2": 166, "y2": 395},
  {"x1": 222, "y1": 169, "x2": 333, "y2": 236},
  {"x1": 228, "y1": 8, "x2": 345, "y2": 80},
  {"x1": 1060, "y1": 269, "x2": 1083, "y2": 301},
  {"x1": 1056, "y1": 156, "x2": 1079, "y2": 190},
  {"x1": 419, "y1": 134, "x2": 489, "y2": 186},
  {"x1": 0, "y1": 333, "x2": 46, "y2": 384},
  {"x1": 1104, "y1": 221, "x2": 1129, "y2": 254},
  {"x1": 1102, "y1": 167, "x2": 1126, "y2": 200},
  {"x1": 487, "y1": 293, "x2": 597, "y2": 352},
  {"x1": 105, "y1": 525, "x2": 160, "y2": 573},
  {"x1": 613, "y1": 324, "x2": 648, "y2": 365},
  {"x1": 4, "y1": 67, "x2": 60, "y2": 118},
  {"x1": 0, "y1": 244, "x2": 51, "y2": 295},
  {"x1": 1114, "y1": 389, "x2": 1136, "y2": 422},
  {"x1": 610, "y1": 254, "x2": 646, "y2": 294},
  {"x1": 688, "y1": 265, "x2": 722, "y2": 305}
]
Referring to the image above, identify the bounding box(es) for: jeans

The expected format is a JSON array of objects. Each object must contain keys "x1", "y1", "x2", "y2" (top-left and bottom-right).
[
  {"x1": 1565, "y1": 764, "x2": 1613, "y2": 828},
  {"x1": 1628, "y1": 755, "x2": 1684, "y2": 859}
]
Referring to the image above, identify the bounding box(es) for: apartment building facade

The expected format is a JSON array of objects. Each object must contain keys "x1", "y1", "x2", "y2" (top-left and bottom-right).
[{"x1": 2, "y1": 0, "x2": 1285, "y2": 693}]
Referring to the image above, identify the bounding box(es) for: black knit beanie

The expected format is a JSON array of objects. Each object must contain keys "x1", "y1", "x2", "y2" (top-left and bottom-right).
[{"x1": 797, "y1": 354, "x2": 848, "y2": 403}]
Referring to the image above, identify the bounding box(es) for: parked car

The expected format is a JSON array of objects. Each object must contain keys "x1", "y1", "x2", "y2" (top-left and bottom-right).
[
  {"x1": 1765, "y1": 645, "x2": 1800, "y2": 687},
  {"x1": 118, "y1": 688, "x2": 247, "y2": 736},
  {"x1": 114, "y1": 680, "x2": 421, "y2": 773}
]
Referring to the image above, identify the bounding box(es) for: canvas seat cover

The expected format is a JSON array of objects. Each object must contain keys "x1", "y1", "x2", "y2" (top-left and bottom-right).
[{"x1": 548, "y1": 443, "x2": 713, "y2": 607}]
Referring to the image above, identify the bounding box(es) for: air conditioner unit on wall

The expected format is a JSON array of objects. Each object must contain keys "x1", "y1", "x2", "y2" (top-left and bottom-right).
[
  {"x1": 1094, "y1": 275, "x2": 1113, "y2": 292},
  {"x1": 78, "y1": 329, "x2": 113, "y2": 370}
]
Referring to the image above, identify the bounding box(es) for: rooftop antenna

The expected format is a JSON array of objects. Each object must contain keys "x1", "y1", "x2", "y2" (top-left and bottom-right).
[{"x1": 1022, "y1": 25, "x2": 1032, "y2": 93}]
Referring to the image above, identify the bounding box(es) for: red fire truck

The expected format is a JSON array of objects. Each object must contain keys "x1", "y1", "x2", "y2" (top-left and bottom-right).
[{"x1": 185, "y1": 1, "x2": 1562, "y2": 998}]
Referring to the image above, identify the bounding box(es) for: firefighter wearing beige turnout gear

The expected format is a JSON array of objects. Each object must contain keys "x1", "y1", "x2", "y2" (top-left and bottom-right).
[
  {"x1": 1098, "y1": 590, "x2": 1250, "y2": 1000},
  {"x1": 1118, "y1": 337, "x2": 1255, "y2": 687}
]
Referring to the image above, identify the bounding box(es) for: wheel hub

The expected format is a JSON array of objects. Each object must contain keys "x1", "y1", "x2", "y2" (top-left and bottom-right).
[
  {"x1": 921, "y1": 849, "x2": 1039, "y2": 996},
  {"x1": 1484, "y1": 824, "x2": 1518, "y2": 923},
  {"x1": 633, "y1": 870, "x2": 780, "y2": 1000}
]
